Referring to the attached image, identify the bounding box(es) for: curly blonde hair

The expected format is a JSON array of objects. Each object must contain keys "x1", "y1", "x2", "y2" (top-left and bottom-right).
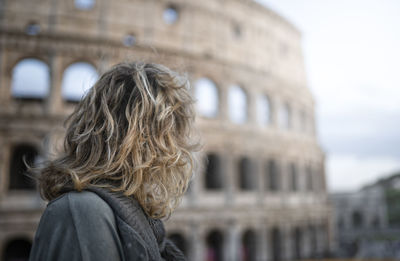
[{"x1": 39, "y1": 62, "x2": 199, "y2": 219}]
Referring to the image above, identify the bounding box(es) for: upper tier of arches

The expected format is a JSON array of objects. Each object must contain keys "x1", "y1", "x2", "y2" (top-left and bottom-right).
[{"x1": 7, "y1": 58, "x2": 316, "y2": 135}]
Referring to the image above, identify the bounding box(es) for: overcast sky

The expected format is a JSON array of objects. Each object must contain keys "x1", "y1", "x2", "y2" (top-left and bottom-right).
[{"x1": 257, "y1": 0, "x2": 400, "y2": 192}]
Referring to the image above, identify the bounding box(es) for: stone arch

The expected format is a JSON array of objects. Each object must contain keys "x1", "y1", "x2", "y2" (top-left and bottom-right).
[
  {"x1": 266, "y1": 159, "x2": 279, "y2": 191},
  {"x1": 204, "y1": 153, "x2": 223, "y2": 190},
  {"x1": 2, "y1": 238, "x2": 31, "y2": 261},
  {"x1": 11, "y1": 58, "x2": 50, "y2": 100},
  {"x1": 9, "y1": 143, "x2": 39, "y2": 190},
  {"x1": 168, "y1": 232, "x2": 187, "y2": 256},
  {"x1": 61, "y1": 61, "x2": 99, "y2": 102},
  {"x1": 242, "y1": 229, "x2": 257, "y2": 261},
  {"x1": 194, "y1": 77, "x2": 219, "y2": 118},
  {"x1": 239, "y1": 157, "x2": 257, "y2": 191},
  {"x1": 228, "y1": 84, "x2": 248, "y2": 124},
  {"x1": 206, "y1": 229, "x2": 224, "y2": 261}
]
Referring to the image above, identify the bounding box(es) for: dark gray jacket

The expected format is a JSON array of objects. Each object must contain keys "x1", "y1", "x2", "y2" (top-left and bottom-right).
[{"x1": 29, "y1": 188, "x2": 185, "y2": 261}]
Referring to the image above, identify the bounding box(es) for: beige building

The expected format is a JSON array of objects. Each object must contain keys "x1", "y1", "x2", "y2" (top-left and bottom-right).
[{"x1": 0, "y1": 0, "x2": 331, "y2": 260}]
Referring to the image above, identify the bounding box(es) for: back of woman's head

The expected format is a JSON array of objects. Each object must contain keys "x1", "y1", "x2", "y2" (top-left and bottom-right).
[{"x1": 39, "y1": 62, "x2": 199, "y2": 218}]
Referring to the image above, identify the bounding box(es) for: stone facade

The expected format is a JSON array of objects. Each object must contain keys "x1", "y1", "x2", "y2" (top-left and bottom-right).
[
  {"x1": 330, "y1": 173, "x2": 400, "y2": 258},
  {"x1": 0, "y1": 0, "x2": 331, "y2": 260}
]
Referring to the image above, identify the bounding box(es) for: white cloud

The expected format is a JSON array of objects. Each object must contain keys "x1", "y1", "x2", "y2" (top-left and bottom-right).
[
  {"x1": 327, "y1": 155, "x2": 400, "y2": 192},
  {"x1": 257, "y1": 0, "x2": 400, "y2": 191}
]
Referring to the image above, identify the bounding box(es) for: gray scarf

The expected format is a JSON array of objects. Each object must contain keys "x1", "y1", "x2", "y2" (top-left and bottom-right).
[{"x1": 86, "y1": 187, "x2": 186, "y2": 261}]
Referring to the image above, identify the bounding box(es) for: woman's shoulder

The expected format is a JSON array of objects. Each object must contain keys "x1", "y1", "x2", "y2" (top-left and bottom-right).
[
  {"x1": 46, "y1": 190, "x2": 115, "y2": 221},
  {"x1": 30, "y1": 191, "x2": 127, "y2": 261}
]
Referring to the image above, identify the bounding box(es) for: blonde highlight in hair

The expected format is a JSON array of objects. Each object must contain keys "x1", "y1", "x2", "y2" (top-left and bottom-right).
[{"x1": 39, "y1": 62, "x2": 199, "y2": 218}]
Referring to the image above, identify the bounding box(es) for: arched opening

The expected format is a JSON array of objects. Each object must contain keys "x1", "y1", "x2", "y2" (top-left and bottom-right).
[
  {"x1": 25, "y1": 22, "x2": 40, "y2": 36},
  {"x1": 290, "y1": 163, "x2": 298, "y2": 192},
  {"x1": 242, "y1": 230, "x2": 257, "y2": 261},
  {"x1": 61, "y1": 62, "x2": 98, "y2": 102},
  {"x1": 372, "y1": 216, "x2": 380, "y2": 228},
  {"x1": 123, "y1": 33, "x2": 136, "y2": 47},
  {"x1": 270, "y1": 227, "x2": 281, "y2": 261},
  {"x1": 293, "y1": 227, "x2": 302, "y2": 260},
  {"x1": 3, "y1": 238, "x2": 31, "y2": 261},
  {"x1": 75, "y1": 0, "x2": 95, "y2": 10},
  {"x1": 239, "y1": 157, "x2": 256, "y2": 191},
  {"x1": 278, "y1": 103, "x2": 291, "y2": 130},
  {"x1": 194, "y1": 78, "x2": 219, "y2": 118},
  {"x1": 9, "y1": 144, "x2": 38, "y2": 190},
  {"x1": 206, "y1": 230, "x2": 224, "y2": 261},
  {"x1": 163, "y1": 4, "x2": 179, "y2": 24},
  {"x1": 228, "y1": 85, "x2": 248, "y2": 124},
  {"x1": 205, "y1": 153, "x2": 223, "y2": 190},
  {"x1": 11, "y1": 58, "x2": 50, "y2": 100},
  {"x1": 257, "y1": 95, "x2": 271, "y2": 126},
  {"x1": 168, "y1": 233, "x2": 187, "y2": 256},
  {"x1": 266, "y1": 160, "x2": 279, "y2": 191},
  {"x1": 352, "y1": 211, "x2": 363, "y2": 229}
]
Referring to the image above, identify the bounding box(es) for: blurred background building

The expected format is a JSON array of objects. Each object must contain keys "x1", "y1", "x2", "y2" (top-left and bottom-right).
[
  {"x1": 0, "y1": 0, "x2": 331, "y2": 260},
  {"x1": 331, "y1": 171, "x2": 400, "y2": 259}
]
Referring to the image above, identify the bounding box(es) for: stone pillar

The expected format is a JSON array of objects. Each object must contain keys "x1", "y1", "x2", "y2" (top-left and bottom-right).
[
  {"x1": 257, "y1": 225, "x2": 269, "y2": 261},
  {"x1": 248, "y1": 91, "x2": 258, "y2": 125},
  {"x1": 269, "y1": 96, "x2": 278, "y2": 129},
  {"x1": 0, "y1": 141, "x2": 10, "y2": 199},
  {"x1": 225, "y1": 222, "x2": 241, "y2": 261},
  {"x1": 0, "y1": 52, "x2": 12, "y2": 108},
  {"x1": 46, "y1": 54, "x2": 63, "y2": 115},
  {"x1": 282, "y1": 225, "x2": 293, "y2": 261},
  {"x1": 301, "y1": 225, "x2": 310, "y2": 259},
  {"x1": 225, "y1": 153, "x2": 236, "y2": 206},
  {"x1": 256, "y1": 157, "x2": 264, "y2": 205},
  {"x1": 0, "y1": 46, "x2": 4, "y2": 104},
  {"x1": 316, "y1": 225, "x2": 324, "y2": 257},
  {"x1": 189, "y1": 222, "x2": 205, "y2": 261},
  {"x1": 220, "y1": 83, "x2": 229, "y2": 122}
]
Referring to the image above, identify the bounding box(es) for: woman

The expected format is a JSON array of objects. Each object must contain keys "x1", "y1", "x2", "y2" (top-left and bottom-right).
[{"x1": 29, "y1": 62, "x2": 199, "y2": 261}]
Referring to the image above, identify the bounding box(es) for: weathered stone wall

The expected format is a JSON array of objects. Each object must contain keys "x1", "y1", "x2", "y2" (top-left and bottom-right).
[{"x1": 0, "y1": 0, "x2": 331, "y2": 260}]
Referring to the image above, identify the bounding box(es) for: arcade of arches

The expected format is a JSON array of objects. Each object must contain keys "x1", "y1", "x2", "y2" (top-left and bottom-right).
[
  {"x1": 167, "y1": 223, "x2": 329, "y2": 261},
  {"x1": 2, "y1": 58, "x2": 328, "y2": 261}
]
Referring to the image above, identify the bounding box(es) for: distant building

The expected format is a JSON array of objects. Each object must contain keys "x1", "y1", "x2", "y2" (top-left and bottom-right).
[
  {"x1": 0, "y1": 0, "x2": 331, "y2": 260},
  {"x1": 330, "y1": 172, "x2": 400, "y2": 259}
]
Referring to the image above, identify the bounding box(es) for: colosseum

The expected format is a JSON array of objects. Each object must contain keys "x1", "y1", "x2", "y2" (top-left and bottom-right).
[{"x1": 0, "y1": 0, "x2": 332, "y2": 260}]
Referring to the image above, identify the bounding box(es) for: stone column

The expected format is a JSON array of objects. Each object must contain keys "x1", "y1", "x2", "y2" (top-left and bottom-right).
[
  {"x1": 0, "y1": 141, "x2": 10, "y2": 199},
  {"x1": 46, "y1": 54, "x2": 63, "y2": 115},
  {"x1": 316, "y1": 225, "x2": 324, "y2": 257},
  {"x1": 248, "y1": 91, "x2": 258, "y2": 125},
  {"x1": 220, "y1": 83, "x2": 229, "y2": 122},
  {"x1": 0, "y1": 52, "x2": 12, "y2": 108},
  {"x1": 256, "y1": 157, "x2": 264, "y2": 205},
  {"x1": 282, "y1": 225, "x2": 293, "y2": 261},
  {"x1": 269, "y1": 96, "x2": 278, "y2": 129},
  {"x1": 225, "y1": 222, "x2": 241, "y2": 261},
  {"x1": 301, "y1": 225, "x2": 310, "y2": 259},
  {"x1": 189, "y1": 222, "x2": 205, "y2": 261},
  {"x1": 257, "y1": 225, "x2": 269, "y2": 261},
  {"x1": 225, "y1": 153, "x2": 236, "y2": 206}
]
